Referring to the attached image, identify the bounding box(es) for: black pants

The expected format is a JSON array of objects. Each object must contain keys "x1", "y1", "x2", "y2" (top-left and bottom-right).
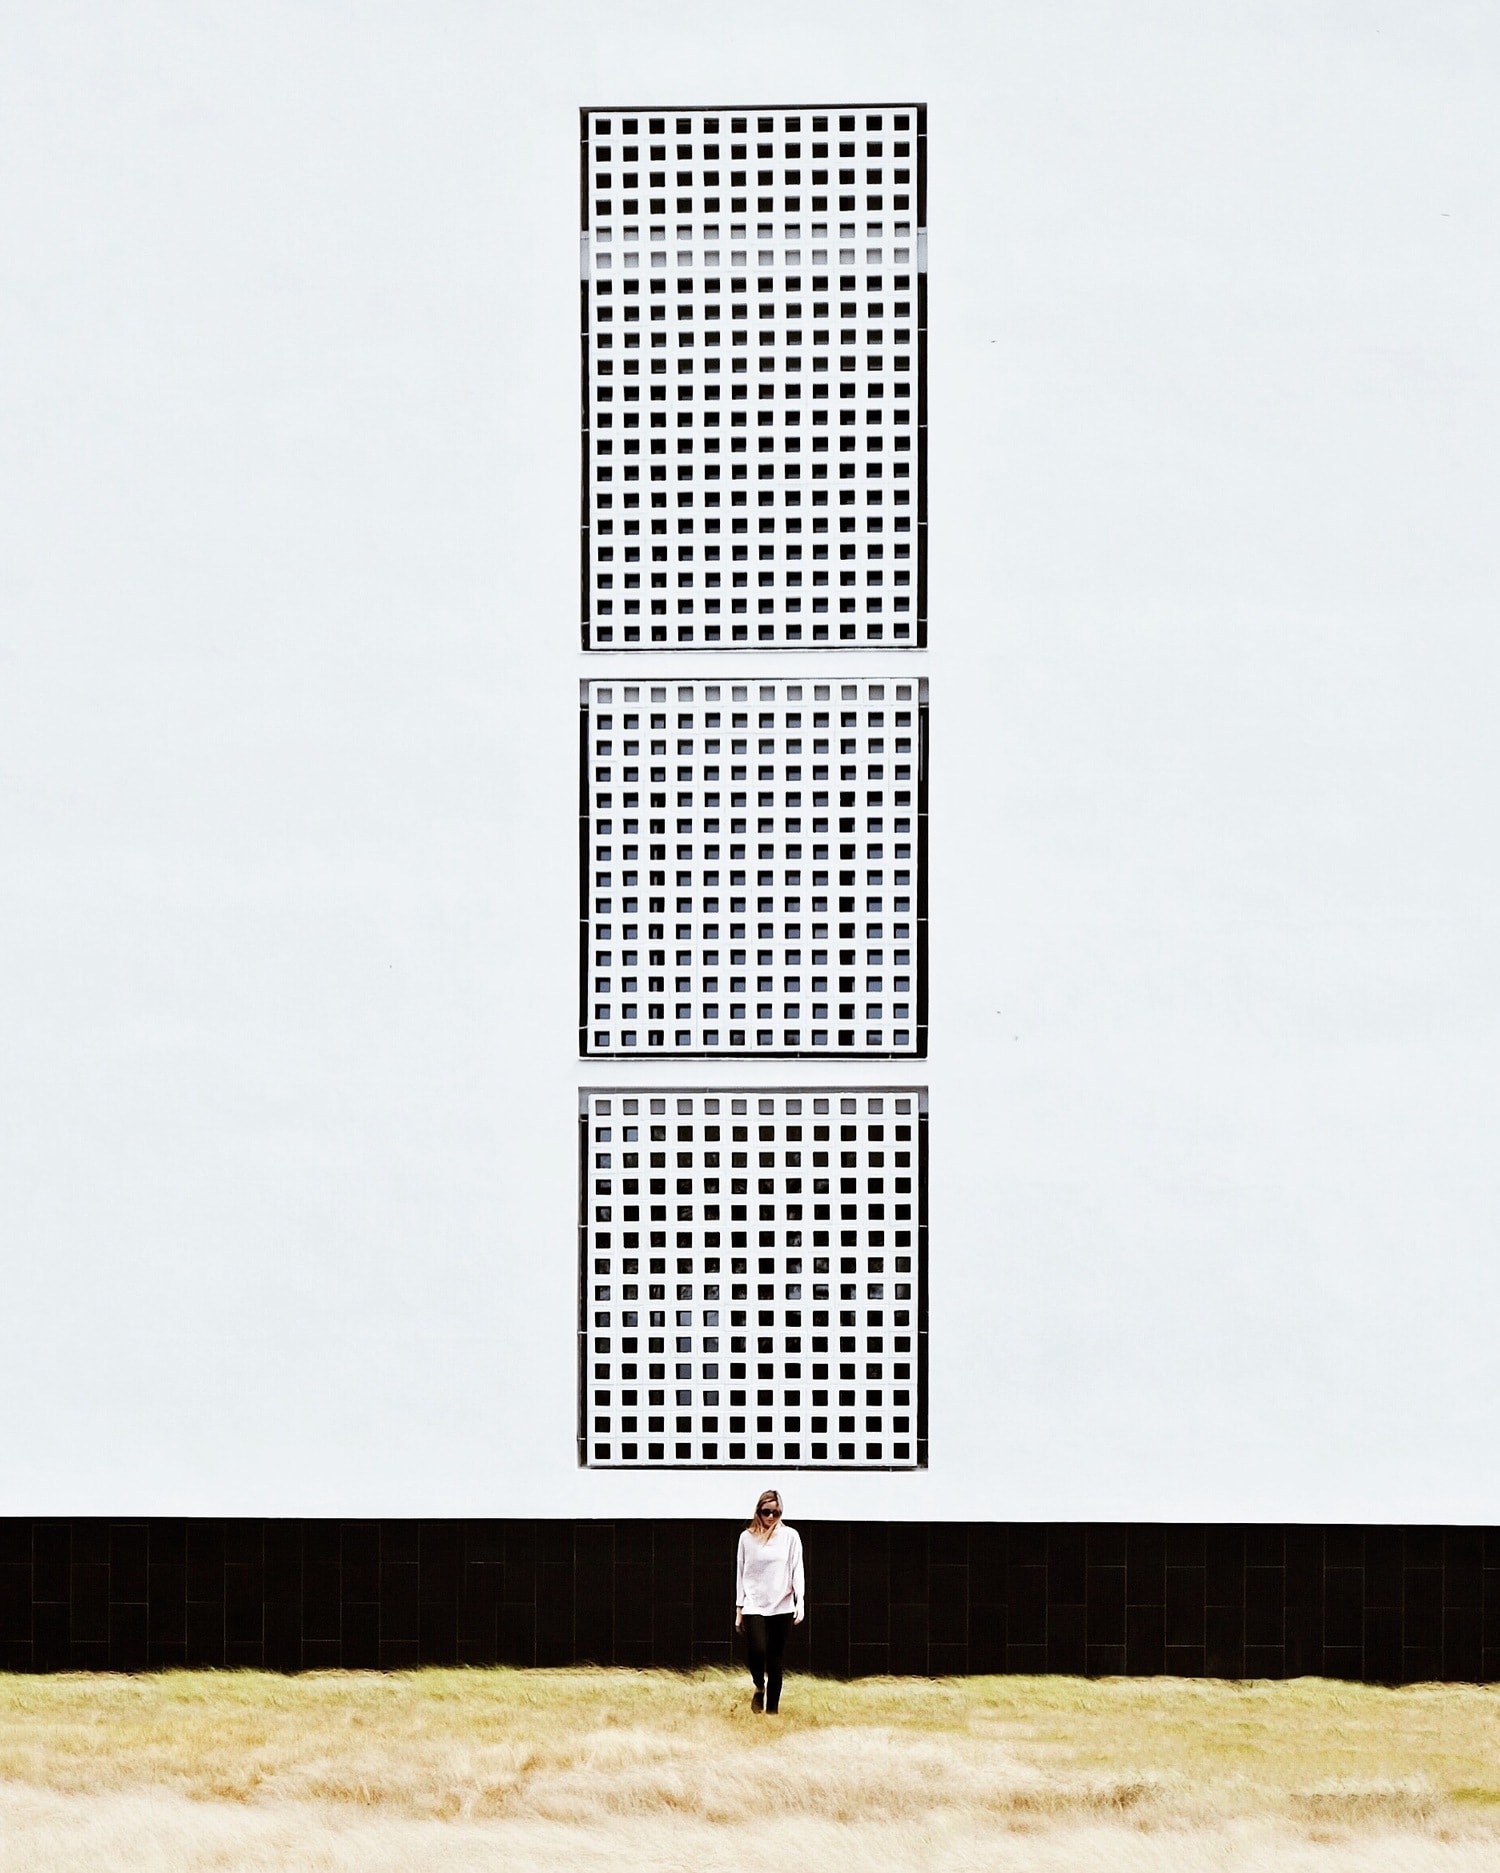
[{"x1": 742, "y1": 1612, "x2": 793, "y2": 1711}]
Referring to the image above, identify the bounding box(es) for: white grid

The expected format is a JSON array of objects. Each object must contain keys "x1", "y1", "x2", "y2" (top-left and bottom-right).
[
  {"x1": 579, "y1": 675, "x2": 927, "y2": 1058},
  {"x1": 580, "y1": 1087, "x2": 927, "y2": 1468},
  {"x1": 580, "y1": 104, "x2": 927, "y2": 648}
]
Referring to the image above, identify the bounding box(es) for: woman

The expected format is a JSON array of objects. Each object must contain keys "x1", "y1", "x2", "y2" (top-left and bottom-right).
[{"x1": 734, "y1": 1489, "x2": 805, "y2": 1714}]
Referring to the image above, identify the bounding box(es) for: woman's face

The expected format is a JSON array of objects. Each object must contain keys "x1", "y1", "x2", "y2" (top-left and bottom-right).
[{"x1": 758, "y1": 1497, "x2": 782, "y2": 1527}]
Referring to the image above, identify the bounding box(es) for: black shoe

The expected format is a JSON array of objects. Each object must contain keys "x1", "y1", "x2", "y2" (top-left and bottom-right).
[
  {"x1": 751, "y1": 1689, "x2": 764, "y2": 1713},
  {"x1": 766, "y1": 1703, "x2": 780, "y2": 1715}
]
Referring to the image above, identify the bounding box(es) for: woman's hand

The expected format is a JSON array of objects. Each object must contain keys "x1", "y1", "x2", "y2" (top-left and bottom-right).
[
  {"x1": 734, "y1": 1610, "x2": 743, "y2": 1630},
  {"x1": 793, "y1": 1607, "x2": 804, "y2": 1626}
]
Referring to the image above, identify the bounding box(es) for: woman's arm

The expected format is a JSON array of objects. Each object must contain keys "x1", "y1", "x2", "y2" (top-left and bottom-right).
[
  {"x1": 790, "y1": 1528, "x2": 806, "y2": 1623},
  {"x1": 734, "y1": 1531, "x2": 746, "y2": 1629}
]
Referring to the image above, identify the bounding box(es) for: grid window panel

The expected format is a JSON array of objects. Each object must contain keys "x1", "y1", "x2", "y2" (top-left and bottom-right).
[
  {"x1": 579, "y1": 675, "x2": 927, "y2": 1059},
  {"x1": 579, "y1": 103, "x2": 928, "y2": 650},
  {"x1": 579, "y1": 1086, "x2": 928, "y2": 1469}
]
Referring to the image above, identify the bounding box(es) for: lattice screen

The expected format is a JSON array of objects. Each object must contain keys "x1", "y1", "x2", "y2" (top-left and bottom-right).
[
  {"x1": 579, "y1": 105, "x2": 928, "y2": 648},
  {"x1": 579, "y1": 675, "x2": 927, "y2": 1058},
  {"x1": 579, "y1": 1087, "x2": 928, "y2": 1468}
]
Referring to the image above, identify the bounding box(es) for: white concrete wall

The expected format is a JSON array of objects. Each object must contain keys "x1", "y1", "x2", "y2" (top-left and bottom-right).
[{"x1": 4, "y1": 0, "x2": 1499, "y2": 1520}]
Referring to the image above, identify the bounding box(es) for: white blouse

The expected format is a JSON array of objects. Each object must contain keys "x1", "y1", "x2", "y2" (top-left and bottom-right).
[{"x1": 736, "y1": 1523, "x2": 806, "y2": 1618}]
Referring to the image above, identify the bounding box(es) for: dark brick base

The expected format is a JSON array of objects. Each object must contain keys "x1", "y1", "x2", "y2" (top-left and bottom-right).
[{"x1": 0, "y1": 1520, "x2": 1495, "y2": 1681}]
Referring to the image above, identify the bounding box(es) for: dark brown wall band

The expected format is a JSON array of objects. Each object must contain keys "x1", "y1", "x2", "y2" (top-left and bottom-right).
[{"x1": 1, "y1": 1519, "x2": 1495, "y2": 1683}]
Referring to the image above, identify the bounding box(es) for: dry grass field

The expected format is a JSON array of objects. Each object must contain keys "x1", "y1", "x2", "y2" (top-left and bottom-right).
[{"x1": 4, "y1": 1667, "x2": 1500, "y2": 1870}]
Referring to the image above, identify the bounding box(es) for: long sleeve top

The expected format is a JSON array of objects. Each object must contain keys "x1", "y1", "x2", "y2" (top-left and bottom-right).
[{"x1": 736, "y1": 1523, "x2": 805, "y2": 1618}]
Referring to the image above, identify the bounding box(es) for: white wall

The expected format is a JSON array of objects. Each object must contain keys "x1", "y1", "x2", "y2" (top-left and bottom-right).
[{"x1": 3, "y1": 0, "x2": 1499, "y2": 1520}]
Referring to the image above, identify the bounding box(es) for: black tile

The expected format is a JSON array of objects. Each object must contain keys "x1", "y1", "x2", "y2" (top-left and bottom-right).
[
  {"x1": 1164, "y1": 1645, "x2": 1204, "y2": 1676},
  {"x1": 536, "y1": 1566, "x2": 575, "y2": 1664},
  {"x1": 186, "y1": 1520, "x2": 224, "y2": 1572},
  {"x1": 303, "y1": 1521, "x2": 340, "y2": 1569},
  {"x1": 848, "y1": 1642, "x2": 889, "y2": 1676},
  {"x1": 614, "y1": 1521, "x2": 653, "y2": 1569},
  {"x1": 849, "y1": 1562, "x2": 889, "y2": 1645},
  {"x1": 1008, "y1": 1523, "x2": 1046, "y2": 1565},
  {"x1": 303, "y1": 1564, "x2": 341, "y2": 1645},
  {"x1": 381, "y1": 1521, "x2": 419, "y2": 1567},
  {"x1": 929, "y1": 1564, "x2": 967, "y2": 1645},
  {"x1": 1127, "y1": 1526, "x2": 1165, "y2": 1608},
  {"x1": 33, "y1": 1601, "x2": 68, "y2": 1669},
  {"x1": 419, "y1": 1599, "x2": 458, "y2": 1666},
  {"x1": 110, "y1": 1524, "x2": 149, "y2": 1603},
  {"x1": 1165, "y1": 1568, "x2": 1205, "y2": 1649},
  {"x1": 0, "y1": 1564, "x2": 30, "y2": 1644},
  {"x1": 1443, "y1": 1606, "x2": 1483, "y2": 1683},
  {"x1": 538, "y1": 1522, "x2": 576, "y2": 1570},
  {"x1": 1364, "y1": 1606, "x2": 1401, "y2": 1684},
  {"x1": 72, "y1": 1520, "x2": 109, "y2": 1565},
  {"x1": 419, "y1": 1522, "x2": 462, "y2": 1603},
  {"x1": 1325, "y1": 1526, "x2": 1363, "y2": 1569},
  {"x1": 1086, "y1": 1644, "x2": 1125, "y2": 1677},
  {"x1": 0, "y1": 1522, "x2": 30, "y2": 1567},
  {"x1": 1243, "y1": 1645, "x2": 1284, "y2": 1679},
  {"x1": 1365, "y1": 1528, "x2": 1402, "y2": 1608},
  {"x1": 223, "y1": 1520, "x2": 262, "y2": 1567},
  {"x1": 930, "y1": 1524, "x2": 968, "y2": 1568},
  {"x1": 1086, "y1": 1567, "x2": 1125, "y2": 1648},
  {"x1": 71, "y1": 1564, "x2": 109, "y2": 1644},
  {"x1": 34, "y1": 1522, "x2": 69, "y2": 1602},
  {"x1": 890, "y1": 1600, "x2": 928, "y2": 1673},
  {"x1": 969, "y1": 1526, "x2": 1006, "y2": 1606},
  {"x1": 265, "y1": 1598, "x2": 301, "y2": 1674},
  {"x1": 1006, "y1": 1564, "x2": 1046, "y2": 1647},
  {"x1": 1405, "y1": 1568, "x2": 1443, "y2": 1650},
  {"x1": 1046, "y1": 1601, "x2": 1085, "y2": 1675},
  {"x1": 1205, "y1": 1603, "x2": 1244, "y2": 1677},
  {"x1": 889, "y1": 1524, "x2": 927, "y2": 1604},
  {"x1": 1165, "y1": 1525, "x2": 1205, "y2": 1569},
  {"x1": 616, "y1": 1564, "x2": 653, "y2": 1646},
  {"x1": 497, "y1": 1600, "x2": 535, "y2": 1666},
  {"x1": 1205, "y1": 1527, "x2": 1244, "y2": 1607},
  {"x1": 1446, "y1": 1530, "x2": 1483, "y2": 1609},
  {"x1": 1087, "y1": 1524, "x2": 1126, "y2": 1568},
  {"x1": 969, "y1": 1602, "x2": 1005, "y2": 1673},
  {"x1": 1324, "y1": 1644, "x2": 1363, "y2": 1681},
  {"x1": 1324, "y1": 1567, "x2": 1362, "y2": 1649},
  {"x1": 1126, "y1": 1603, "x2": 1165, "y2": 1676},
  {"x1": 654, "y1": 1598, "x2": 693, "y2": 1669},
  {"x1": 1046, "y1": 1526, "x2": 1085, "y2": 1606},
  {"x1": 185, "y1": 1601, "x2": 223, "y2": 1667},
  {"x1": 811, "y1": 1601, "x2": 849, "y2": 1677},
  {"x1": 148, "y1": 1567, "x2": 185, "y2": 1646},
  {"x1": 224, "y1": 1564, "x2": 262, "y2": 1644},
  {"x1": 341, "y1": 1524, "x2": 380, "y2": 1602},
  {"x1": 1245, "y1": 1568, "x2": 1284, "y2": 1648},
  {"x1": 149, "y1": 1521, "x2": 187, "y2": 1568},
  {"x1": 1405, "y1": 1527, "x2": 1442, "y2": 1570},
  {"x1": 109, "y1": 1602, "x2": 149, "y2": 1671},
  {"x1": 340, "y1": 1603, "x2": 379, "y2": 1669}
]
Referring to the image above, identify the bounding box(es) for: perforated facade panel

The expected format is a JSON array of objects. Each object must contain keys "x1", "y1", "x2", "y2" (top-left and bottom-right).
[
  {"x1": 579, "y1": 1086, "x2": 928, "y2": 1468},
  {"x1": 579, "y1": 674, "x2": 928, "y2": 1058},
  {"x1": 579, "y1": 104, "x2": 928, "y2": 648}
]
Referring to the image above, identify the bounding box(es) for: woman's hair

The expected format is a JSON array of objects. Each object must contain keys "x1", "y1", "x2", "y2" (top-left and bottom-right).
[{"x1": 745, "y1": 1489, "x2": 782, "y2": 1534}]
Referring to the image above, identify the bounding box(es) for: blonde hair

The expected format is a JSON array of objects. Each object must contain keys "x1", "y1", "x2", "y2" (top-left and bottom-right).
[{"x1": 745, "y1": 1489, "x2": 783, "y2": 1535}]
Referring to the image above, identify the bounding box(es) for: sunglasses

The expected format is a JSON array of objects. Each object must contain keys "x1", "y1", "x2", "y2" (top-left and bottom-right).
[{"x1": 761, "y1": 1506, "x2": 782, "y2": 1518}]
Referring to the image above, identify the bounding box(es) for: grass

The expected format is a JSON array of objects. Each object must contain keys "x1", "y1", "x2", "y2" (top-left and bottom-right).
[{"x1": 4, "y1": 1668, "x2": 1500, "y2": 1869}]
